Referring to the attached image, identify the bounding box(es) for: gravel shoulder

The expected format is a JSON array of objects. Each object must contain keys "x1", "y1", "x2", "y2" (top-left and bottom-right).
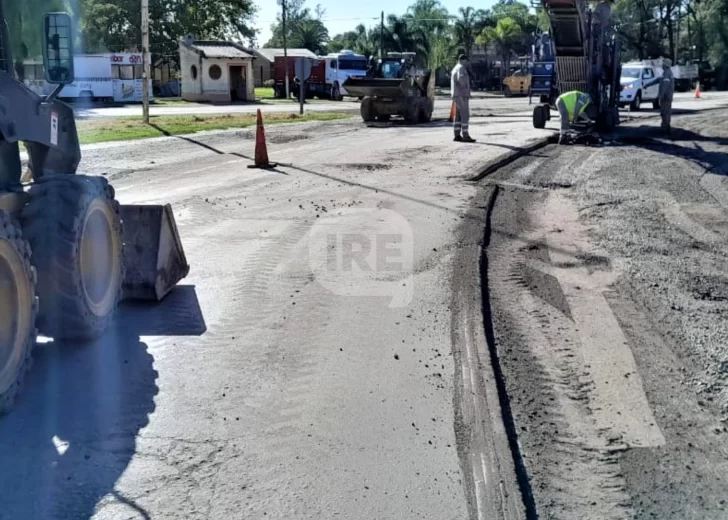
[{"x1": 483, "y1": 108, "x2": 728, "y2": 519}]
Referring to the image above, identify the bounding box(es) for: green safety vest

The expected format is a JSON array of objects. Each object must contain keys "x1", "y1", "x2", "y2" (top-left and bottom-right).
[{"x1": 558, "y1": 91, "x2": 591, "y2": 122}]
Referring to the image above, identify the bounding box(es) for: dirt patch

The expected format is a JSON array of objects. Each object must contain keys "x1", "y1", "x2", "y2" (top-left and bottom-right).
[
  {"x1": 267, "y1": 133, "x2": 310, "y2": 144},
  {"x1": 328, "y1": 163, "x2": 393, "y2": 172}
]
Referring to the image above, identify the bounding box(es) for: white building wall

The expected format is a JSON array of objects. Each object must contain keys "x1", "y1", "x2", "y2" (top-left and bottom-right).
[
  {"x1": 179, "y1": 43, "x2": 255, "y2": 102},
  {"x1": 200, "y1": 57, "x2": 232, "y2": 102},
  {"x1": 179, "y1": 45, "x2": 202, "y2": 100}
]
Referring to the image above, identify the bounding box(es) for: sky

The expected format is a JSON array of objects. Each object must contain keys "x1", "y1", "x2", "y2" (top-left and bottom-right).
[{"x1": 253, "y1": 0, "x2": 500, "y2": 48}]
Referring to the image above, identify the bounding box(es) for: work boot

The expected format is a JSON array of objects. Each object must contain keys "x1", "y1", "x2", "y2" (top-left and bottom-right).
[
  {"x1": 453, "y1": 134, "x2": 463, "y2": 142},
  {"x1": 462, "y1": 134, "x2": 476, "y2": 143},
  {"x1": 558, "y1": 134, "x2": 569, "y2": 145}
]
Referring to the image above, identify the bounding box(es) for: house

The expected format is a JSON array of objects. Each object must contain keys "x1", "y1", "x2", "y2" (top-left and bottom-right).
[
  {"x1": 251, "y1": 48, "x2": 317, "y2": 87},
  {"x1": 179, "y1": 39, "x2": 255, "y2": 102}
]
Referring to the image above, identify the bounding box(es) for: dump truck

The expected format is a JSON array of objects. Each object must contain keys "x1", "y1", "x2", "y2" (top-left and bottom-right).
[
  {"x1": 0, "y1": 10, "x2": 189, "y2": 415},
  {"x1": 342, "y1": 52, "x2": 434, "y2": 124},
  {"x1": 532, "y1": 0, "x2": 622, "y2": 131}
]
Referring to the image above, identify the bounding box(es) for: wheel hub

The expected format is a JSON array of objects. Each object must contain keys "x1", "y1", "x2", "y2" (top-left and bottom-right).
[{"x1": 80, "y1": 201, "x2": 120, "y2": 317}]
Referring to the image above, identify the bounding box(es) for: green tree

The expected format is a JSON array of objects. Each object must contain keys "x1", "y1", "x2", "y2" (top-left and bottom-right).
[
  {"x1": 265, "y1": 0, "x2": 328, "y2": 53},
  {"x1": 4, "y1": 0, "x2": 70, "y2": 59},
  {"x1": 72, "y1": 0, "x2": 256, "y2": 53},
  {"x1": 477, "y1": 16, "x2": 522, "y2": 82},
  {"x1": 293, "y1": 19, "x2": 329, "y2": 54},
  {"x1": 454, "y1": 7, "x2": 488, "y2": 57}
]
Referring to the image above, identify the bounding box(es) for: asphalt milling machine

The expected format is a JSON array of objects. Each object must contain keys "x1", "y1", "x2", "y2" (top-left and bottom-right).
[
  {"x1": 343, "y1": 52, "x2": 435, "y2": 124},
  {"x1": 0, "y1": 11, "x2": 189, "y2": 415},
  {"x1": 531, "y1": 0, "x2": 622, "y2": 133}
]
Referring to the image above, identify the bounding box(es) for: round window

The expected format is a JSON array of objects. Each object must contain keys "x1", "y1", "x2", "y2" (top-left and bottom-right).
[
  {"x1": 191, "y1": 65, "x2": 198, "y2": 79},
  {"x1": 209, "y1": 64, "x2": 222, "y2": 80}
]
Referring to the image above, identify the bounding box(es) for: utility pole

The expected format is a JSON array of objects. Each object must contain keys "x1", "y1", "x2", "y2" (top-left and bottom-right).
[
  {"x1": 282, "y1": 0, "x2": 290, "y2": 99},
  {"x1": 380, "y1": 11, "x2": 384, "y2": 59},
  {"x1": 142, "y1": 0, "x2": 150, "y2": 123}
]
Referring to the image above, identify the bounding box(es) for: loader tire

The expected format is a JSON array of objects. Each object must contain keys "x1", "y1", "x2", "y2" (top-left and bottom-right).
[
  {"x1": 361, "y1": 97, "x2": 376, "y2": 122},
  {"x1": 22, "y1": 175, "x2": 124, "y2": 341},
  {"x1": 0, "y1": 212, "x2": 37, "y2": 416},
  {"x1": 533, "y1": 105, "x2": 547, "y2": 129}
]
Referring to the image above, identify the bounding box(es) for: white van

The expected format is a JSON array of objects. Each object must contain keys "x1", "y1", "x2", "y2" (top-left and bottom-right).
[{"x1": 619, "y1": 63, "x2": 662, "y2": 110}]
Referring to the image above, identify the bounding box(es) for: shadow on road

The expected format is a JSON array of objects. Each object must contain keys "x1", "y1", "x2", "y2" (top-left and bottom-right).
[
  {"x1": 0, "y1": 285, "x2": 206, "y2": 520},
  {"x1": 610, "y1": 125, "x2": 728, "y2": 175}
]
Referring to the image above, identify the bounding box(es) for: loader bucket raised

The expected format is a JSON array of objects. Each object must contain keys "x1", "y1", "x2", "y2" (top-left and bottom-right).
[
  {"x1": 120, "y1": 204, "x2": 190, "y2": 301},
  {"x1": 342, "y1": 78, "x2": 407, "y2": 99}
]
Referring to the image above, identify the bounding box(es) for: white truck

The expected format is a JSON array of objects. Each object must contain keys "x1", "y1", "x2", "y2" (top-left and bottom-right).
[
  {"x1": 320, "y1": 50, "x2": 369, "y2": 100},
  {"x1": 620, "y1": 59, "x2": 699, "y2": 110}
]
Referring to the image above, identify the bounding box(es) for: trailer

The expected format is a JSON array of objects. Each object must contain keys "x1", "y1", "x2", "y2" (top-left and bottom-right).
[{"x1": 22, "y1": 53, "x2": 153, "y2": 103}]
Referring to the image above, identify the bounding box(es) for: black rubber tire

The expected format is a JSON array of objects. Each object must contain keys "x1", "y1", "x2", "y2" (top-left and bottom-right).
[
  {"x1": 21, "y1": 175, "x2": 124, "y2": 340},
  {"x1": 332, "y1": 83, "x2": 343, "y2": 101},
  {"x1": 630, "y1": 91, "x2": 642, "y2": 111},
  {"x1": 376, "y1": 114, "x2": 391, "y2": 122},
  {"x1": 0, "y1": 212, "x2": 37, "y2": 416},
  {"x1": 361, "y1": 97, "x2": 376, "y2": 122},
  {"x1": 418, "y1": 99, "x2": 433, "y2": 123},
  {"x1": 533, "y1": 105, "x2": 547, "y2": 129}
]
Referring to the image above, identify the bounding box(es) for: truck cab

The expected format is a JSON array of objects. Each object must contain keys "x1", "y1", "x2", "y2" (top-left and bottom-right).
[
  {"x1": 324, "y1": 50, "x2": 368, "y2": 100},
  {"x1": 620, "y1": 63, "x2": 662, "y2": 110}
]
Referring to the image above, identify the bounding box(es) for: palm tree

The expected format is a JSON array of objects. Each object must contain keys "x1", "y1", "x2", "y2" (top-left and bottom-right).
[
  {"x1": 454, "y1": 6, "x2": 487, "y2": 57},
  {"x1": 429, "y1": 34, "x2": 457, "y2": 74},
  {"x1": 384, "y1": 15, "x2": 428, "y2": 56},
  {"x1": 477, "y1": 16, "x2": 523, "y2": 87},
  {"x1": 293, "y1": 20, "x2": 329, "y2": 55}
]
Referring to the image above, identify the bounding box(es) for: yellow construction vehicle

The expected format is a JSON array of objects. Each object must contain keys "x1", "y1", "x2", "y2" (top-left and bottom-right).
[
  {"x1": 502, "y1": 56, "x2": 532, "y2": 97},
  {"x1": 0, "y1": 11, "x2": 189, "y2": 415}
]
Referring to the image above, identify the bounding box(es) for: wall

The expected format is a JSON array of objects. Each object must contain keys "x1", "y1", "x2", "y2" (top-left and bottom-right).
[
  {"x1": 199, "y1": 57, "x2": 232, "y2": 102},
  {"x1": 252, "y1": 54, "x2": 273, "y2": 87},
  {"x1": 179, "y1": 44, "x2": 203, "y2": 101}
]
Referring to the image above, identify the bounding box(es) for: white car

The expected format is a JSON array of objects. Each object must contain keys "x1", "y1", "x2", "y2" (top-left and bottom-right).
[{"x1": 619, "y1": 64, "x2": 662, "y2": 110}]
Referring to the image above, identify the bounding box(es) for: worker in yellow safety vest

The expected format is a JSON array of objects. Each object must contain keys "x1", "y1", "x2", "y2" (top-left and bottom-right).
[{"x1": 555, "y1": 90, "x2": 596, "y2": 144}]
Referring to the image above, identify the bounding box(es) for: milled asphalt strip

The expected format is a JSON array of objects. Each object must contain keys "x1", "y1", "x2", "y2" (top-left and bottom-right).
[
  {"x1": 467, "y1": 134, "x2": 558, "y2": 182},
  {"x1": 452, "y1": 185, "x2": 533, "y2": 520}
]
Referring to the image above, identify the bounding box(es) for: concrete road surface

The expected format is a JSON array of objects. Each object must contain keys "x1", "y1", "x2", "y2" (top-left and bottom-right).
[{"x1": 0, "y1": 92, "x2": 727, "y2": 520}]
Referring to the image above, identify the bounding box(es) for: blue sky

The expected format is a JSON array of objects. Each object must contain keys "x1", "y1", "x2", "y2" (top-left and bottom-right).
[{"x1": 253, "y1": 0, "x2": 501, "y2": 47}]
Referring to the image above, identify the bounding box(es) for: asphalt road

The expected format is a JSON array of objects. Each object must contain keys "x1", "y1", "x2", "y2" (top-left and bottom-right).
[
  {"x1": 483, "y1": 108, "x2": 728, "y2": 519},
  {"x1": 1, "y1": 93, "x2": 727, "y2": 519}
]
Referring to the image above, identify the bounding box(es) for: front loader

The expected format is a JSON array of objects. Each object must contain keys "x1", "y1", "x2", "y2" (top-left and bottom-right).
[
  {"x1": 343, "y1": 53, "x2": 435, "y2": 124},
  {"x1": 0, "y1": 10, "x2": 189, "y2": 415}
]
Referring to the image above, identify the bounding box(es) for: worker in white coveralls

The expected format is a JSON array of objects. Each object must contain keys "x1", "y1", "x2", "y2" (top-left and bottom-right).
[
  {"x1": 451, "y1": 54, "x2": 476, "y2": 143},
  {"x1": 658, "y1": 58, "x2": 675, "y2": 136},
  {"x1": 555, "y1": 90, "x2": 597, "y2": 144}
]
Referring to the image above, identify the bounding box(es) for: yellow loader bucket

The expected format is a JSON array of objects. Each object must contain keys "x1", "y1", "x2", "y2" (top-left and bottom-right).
[{"x1": 120, "y1": 204, "x2": 190, "y2": 301}]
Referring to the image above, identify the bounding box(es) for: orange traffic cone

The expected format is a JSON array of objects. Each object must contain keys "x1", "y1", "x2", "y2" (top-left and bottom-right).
[
  {"x1": 694, "y1": 81, "x2": 701, "y2": 98},
  {"x1": 448, "y1": 101, "x2": 457, "y2": 122},
  {"x1": 248, "y1": 109, "x2": 277, "y2": 169}
]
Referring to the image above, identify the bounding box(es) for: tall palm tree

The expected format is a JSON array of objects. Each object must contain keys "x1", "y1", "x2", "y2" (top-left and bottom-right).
[
  {"x1": 454, "y1": 6, "x2": 487, "y2": 57},
  {"x1": 293, "y1": 20, "x2": 329, "y2": 55},
  {"x1": 477, "y1": 16, "x2": 523, "y2": 85}
]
